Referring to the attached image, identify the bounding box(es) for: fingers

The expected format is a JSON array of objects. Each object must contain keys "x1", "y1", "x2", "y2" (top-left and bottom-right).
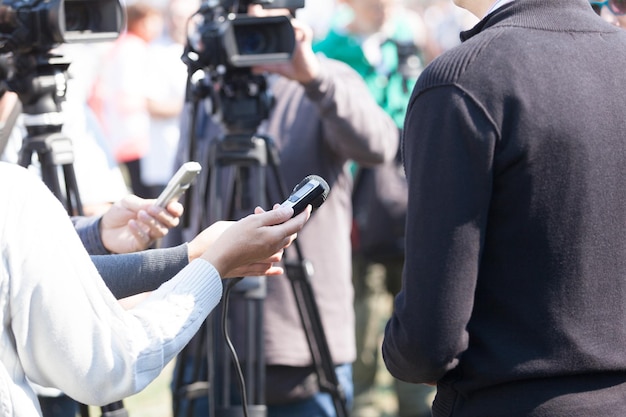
[
  {"x1": 119, "y1": 194, "x2": 146, "y2": 212},
  {"x1": 127, "y1": 219, "x2": 154, "y2": 251},
  {"x1": 130, "y1": 205, "x2": 184, "y2": 244},
  {"x1": 263, "y1": 207, "x2": 311, "y2": 251},
  {"x1": 253, "y1": 205, "x2": 294, "y2": 226},
  {"x1": 121, "y1": 194, "x2": 183, "y2": 228},
  {"x1": 279, "y1": 205, "x2": 312, "y2": 235},
  {"x1": 253, "y1": 251, "x2": 284, "y2": 264},
  {"x1": 250, "y1": 205, "x2": 310, "y2": 248},
  {"x1": 135, "y1": 210, "x2": 168, "y2": 238},
  {"x1": 146, "y1": 203, "x2": 182, "y2": 228},
  {"x1": 223, "y1": 263, "x2": 285, "y2": 278},
  {"x1": 164, "y1": 200, "x2": 184, "y2": 217},
  {"x1": 134, "y1": 203, "x2": 182, "y2": 240},
  {"x1": 290, "y1": 18, "x2": 312, "y2": 43}
]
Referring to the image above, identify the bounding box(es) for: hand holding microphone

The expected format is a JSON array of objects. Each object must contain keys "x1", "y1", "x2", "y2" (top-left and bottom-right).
[
  {"x1": 280, "y1": 174, "x2": 330, "y2": 216},
  {"x1": 192, "y1": 175, "x2": 329, "y2": 278}
]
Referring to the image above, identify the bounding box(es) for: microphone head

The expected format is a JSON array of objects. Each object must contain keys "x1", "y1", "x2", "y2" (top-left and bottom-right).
[{"x1": 295, "y1": 174, "x2": 330, "y2": 210}]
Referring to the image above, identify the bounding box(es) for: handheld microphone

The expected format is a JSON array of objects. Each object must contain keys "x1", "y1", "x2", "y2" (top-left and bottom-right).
[{"x1": 281, "y1": 175, "x2": 330, "y2": 217}]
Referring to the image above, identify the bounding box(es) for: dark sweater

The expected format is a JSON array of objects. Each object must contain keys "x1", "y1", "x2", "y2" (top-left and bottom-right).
[{"x1": 382, "y1": 0, "x2": 626, "y2": 415}]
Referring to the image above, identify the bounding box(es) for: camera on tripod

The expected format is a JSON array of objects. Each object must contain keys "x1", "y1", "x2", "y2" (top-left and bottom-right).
[
  {"x1": 0, "y1": 0, "x2": 124, "y2": 55},
  {"x1": 183, "y1": 0, "x2": 304, "y2": 72},
  {"x1": 0, "y1": 0, "x2": 124, "y2": 217}
]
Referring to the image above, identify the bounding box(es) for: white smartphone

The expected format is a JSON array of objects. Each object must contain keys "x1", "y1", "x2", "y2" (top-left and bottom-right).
[{"x1": 155, "y1": 161, "x2": 202, "y2": 207}]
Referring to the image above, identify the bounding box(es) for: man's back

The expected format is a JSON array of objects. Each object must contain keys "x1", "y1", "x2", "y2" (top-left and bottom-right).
[{"x1": 383, "y1": 0, "x2": 626, "y2": 415}]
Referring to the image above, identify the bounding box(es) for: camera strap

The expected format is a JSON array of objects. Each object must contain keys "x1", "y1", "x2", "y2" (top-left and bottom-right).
[{"x1": 0, "y1": 94, "x2": 21, "y2": 159}]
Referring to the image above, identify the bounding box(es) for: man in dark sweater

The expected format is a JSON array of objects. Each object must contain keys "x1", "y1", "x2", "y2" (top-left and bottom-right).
[{"x1": 382, "y1": 0, "x2": 626, "y2": 416}]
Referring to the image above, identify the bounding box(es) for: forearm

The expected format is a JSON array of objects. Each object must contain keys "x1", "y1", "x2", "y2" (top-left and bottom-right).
[
  {"x1": 27, "y1": 258, "x2": 222, "y2": 406},
  {"x1": 91, "y1": 243, "x2": 190, "y2": 299},
  {"x1": 303, "y1": 58, "x2": 399, "y2": 166}
]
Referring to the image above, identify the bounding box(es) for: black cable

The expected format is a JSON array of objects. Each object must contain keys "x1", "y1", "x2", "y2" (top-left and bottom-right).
[{"x1": 221, "y1": 277, "x2": 250, "y2": 417}]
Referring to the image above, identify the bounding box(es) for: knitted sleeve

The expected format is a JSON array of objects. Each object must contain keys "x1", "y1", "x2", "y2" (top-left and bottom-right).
[
  {"x1": 92, "y1": 243, "x2": 190, "y2": 299},
  {"x1": 4, "y1": 164, "x2": 223, "y2": 406}
]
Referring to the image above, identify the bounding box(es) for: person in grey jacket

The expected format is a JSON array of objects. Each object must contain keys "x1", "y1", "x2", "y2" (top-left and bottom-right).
[
  {"x1": 165, "y1": 5, "x2": 398, "y2": 417},
  {"x1": 382, "y1": 0, "x2": 626, "y2": 415}
]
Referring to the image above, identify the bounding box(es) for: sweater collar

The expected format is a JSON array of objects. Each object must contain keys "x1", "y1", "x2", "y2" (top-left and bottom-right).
[
  {"x1": 460, "y1": 0, "x2": 611, "y2": 42},
  {"x1": 485, "y1": 0, "x2": 515, "y2": 15}
]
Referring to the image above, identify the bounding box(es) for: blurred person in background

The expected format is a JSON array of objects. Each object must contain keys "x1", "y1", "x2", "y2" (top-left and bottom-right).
[
  {"x1": 409, "y1": 0, "x2": 478, "y2": 57},
  {"x1": 89, "y1": 1, "x2": 164, "y2": 198},
  {"x1": 313, "y1": 1, "x2": 435, "y2": 416},
  {"x1": 296, "y1": 0, "x2": 338, "y2": 39},
  {"x1": 590, "y1": 0, "x2": 626, "y2": 26},
  {"x1": 142, "y1": 0, "x2": 200, "y2": 199}
]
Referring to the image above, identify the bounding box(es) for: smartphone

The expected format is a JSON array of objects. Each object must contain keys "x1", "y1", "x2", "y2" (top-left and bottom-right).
[
  {"x1": 155, "y1": 161, "x2": 202, "y2": 207},
  {"x1": 280, "y1": 175, "x2": 330, "y2": 217}
]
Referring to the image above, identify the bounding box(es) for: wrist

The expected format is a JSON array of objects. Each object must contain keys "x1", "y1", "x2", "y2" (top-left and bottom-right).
[
  {"x1": 200, "y1": 252, "x2": 230, "y2": 278},
  {"x1": 187, "y1": 239, "x2": 203, "y2": 262},
  {"x1": 299, "y1": 55, "x2": 321, "y2": 85},
  {"x1": 74, "y1": 215, "x2": 111, "y2": 255}
]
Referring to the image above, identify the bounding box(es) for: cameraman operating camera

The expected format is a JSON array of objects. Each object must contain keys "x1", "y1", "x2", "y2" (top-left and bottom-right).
[{"x1": 166, "y1": 3, "x2": 399, "y2": 417}]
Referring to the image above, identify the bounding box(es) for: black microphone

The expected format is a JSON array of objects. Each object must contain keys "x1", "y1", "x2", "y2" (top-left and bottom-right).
[{"x1": 280, "y1": 175, "x2": 330, "y2": 217}]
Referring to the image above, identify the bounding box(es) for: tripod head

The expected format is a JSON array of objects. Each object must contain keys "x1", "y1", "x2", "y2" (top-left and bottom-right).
[
  {"x1": 201, "y1": 66, "x2": 273, "y2": 137},
  {"x1": 2, "y1": 49, "x2": 84, "y2": 213},
  {"x1": 8, "y1": 51, "x2": 69, "y2": 132}
]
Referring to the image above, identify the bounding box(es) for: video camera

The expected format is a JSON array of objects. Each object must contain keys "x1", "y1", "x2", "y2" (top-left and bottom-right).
[
  {"x1": 0, "y1": 0, "x2": 124, "y2": 55},
  {"x1": 183, "y1": 0, "x2": 305, "y2": 72}
]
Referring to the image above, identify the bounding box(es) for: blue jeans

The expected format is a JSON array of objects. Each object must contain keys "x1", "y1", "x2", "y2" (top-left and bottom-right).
[
  {"x1": 173, "y1": 361, "x2": 353, "y2": 417},
  {"x1": 268, "y1": 363, "x2": 353, "y2": 417}
]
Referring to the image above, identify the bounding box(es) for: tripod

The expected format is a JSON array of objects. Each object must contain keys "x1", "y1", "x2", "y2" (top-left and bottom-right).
[
  {"x1": 172, "y1": 69, "x2": 348, "y2": 417},
  {"x1": 10, "y1": 50, "x2": 128, "y2": 417},
  {"x1": 13, "y1": 52, "x2": 83, "y2": 215}
]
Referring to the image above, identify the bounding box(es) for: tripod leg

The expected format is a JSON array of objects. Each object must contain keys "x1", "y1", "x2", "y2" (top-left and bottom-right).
[
  {"x1": 285, "y1": 260, "x2": 349, "y2": 417},
  {"x1": 172, "y1": 324, "x2": 210, "y2": 417},
  {"x1": 62, "y1": 163, "x2": 84, "y2": 216},
  {"x1": 100, "y1": 401, "x2": 128, "y2": 417}
]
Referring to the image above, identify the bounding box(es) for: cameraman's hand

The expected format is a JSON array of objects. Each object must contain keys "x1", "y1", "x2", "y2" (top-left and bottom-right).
[
  {"x1": 249, "y1": 6, "x2": 320, "y2": 84},
  {"x1": 200, "y1": 204, "x2": 311, "y2": 278},
  {"x1": 100, "y1": 194, "x2": 183, "y2": 254}
]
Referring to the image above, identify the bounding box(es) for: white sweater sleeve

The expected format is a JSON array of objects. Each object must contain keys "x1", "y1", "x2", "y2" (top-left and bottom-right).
[{"x1": 1, "y1": 163, "x2": 223, "y2": 406}]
